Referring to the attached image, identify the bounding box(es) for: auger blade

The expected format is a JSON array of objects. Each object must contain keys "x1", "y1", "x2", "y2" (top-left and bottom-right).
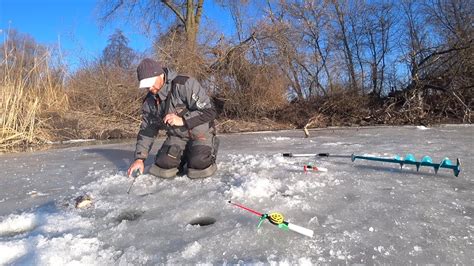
[{"x1": 352, "y1": 154, "x2": 461, "y2": 177}]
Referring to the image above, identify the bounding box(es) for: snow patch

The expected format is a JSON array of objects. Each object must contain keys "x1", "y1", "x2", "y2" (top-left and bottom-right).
[
  {"x1": 33, "y1": 234, "x2": 116, "y2": 265},
  {"x1": 0, "y1": 213, "x2": 37, "y2": 237},
  {"x1": 181, "y1": 241, "x2": 202, "y2": 259},
  {"x1": 227, "y1": 174, "x2": 282, "y2": 199},
  {"x1": 39, "y1": 212, "x2": 93, "y2": 233},
  {"x1": 27, "y1": 190, "x2": 49, "y2": 197},
  {"x1": 46, "y1": 139, "x2": 96, "y2": 144},
  {"x1": 118, "y1": 246, "x2": 151, "y2": 265},
  {"x1": 0, "y1": 207, "x2": 115, "y2": 265},
  {"x1": 322, "y1": 142, "x2": 345, "y2": 146},
  {"x1": 0, "y1": 241, "x2": 28, "y2": 265},
  {"x1": 416, "y1": 126, "x2": 429, "y2": 130},
  {"x1": 263, "y1": 136, "x2": 291, "y2": 142}
]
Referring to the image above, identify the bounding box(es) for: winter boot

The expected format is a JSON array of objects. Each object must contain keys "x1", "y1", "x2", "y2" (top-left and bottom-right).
[
  {"x1": 149, "y1": 164, "x2": 178, "y2": 179},
  {"x1": 187, "y1": 163, "x2": 217, "y2": 179}
]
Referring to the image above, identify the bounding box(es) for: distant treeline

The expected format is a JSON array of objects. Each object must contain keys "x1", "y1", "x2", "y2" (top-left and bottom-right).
[{"x1": 1, "y1": 0, "x2": 472, "y2": 151}]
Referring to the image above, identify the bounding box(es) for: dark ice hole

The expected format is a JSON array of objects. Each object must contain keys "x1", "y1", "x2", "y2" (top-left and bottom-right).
[
  {"x1": 115, "y1": 210, "x2": 144, "y2": 222},
  {"x1": 188, "y1": 216, "x2": 216, "y2": 226}
]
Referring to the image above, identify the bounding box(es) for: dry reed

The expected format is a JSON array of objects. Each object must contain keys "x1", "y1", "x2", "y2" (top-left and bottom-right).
[{"x1": 1, "y1": 33, "x2": 69, "y2": 152}]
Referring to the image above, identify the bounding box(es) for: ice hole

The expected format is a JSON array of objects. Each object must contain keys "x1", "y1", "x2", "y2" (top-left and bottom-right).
[{"x1": 188, "y1": 216, "x2": 216, "y2": 226}]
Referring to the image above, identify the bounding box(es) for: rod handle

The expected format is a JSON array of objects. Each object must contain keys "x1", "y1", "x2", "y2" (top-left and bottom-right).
[
  {"x1": 126, "y1": 169, "x2": 141, "y2": 194},
  {"x1": 283, "y1": 153, "x2": 331, "y2": 157},
  {"x1": 287, "y1": 223, "x2": 314, "y2": 238}
]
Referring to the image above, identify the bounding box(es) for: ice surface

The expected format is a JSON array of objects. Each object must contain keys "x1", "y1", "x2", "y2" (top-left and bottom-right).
[{"x1": 0, "y1": 125, "x2": 472, "y2": 264}]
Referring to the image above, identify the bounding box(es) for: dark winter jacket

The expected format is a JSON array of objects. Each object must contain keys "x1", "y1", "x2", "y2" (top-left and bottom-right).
[{"x1": 134, "y1": 68, "x2": 216, "y2": 160}]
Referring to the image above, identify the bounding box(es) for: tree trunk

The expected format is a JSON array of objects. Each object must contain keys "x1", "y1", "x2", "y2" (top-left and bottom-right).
[
  {"x1": 333, "y1": 1, "x2": 358, "y2": 92},
  {"x1": 163, "y1": 0, "x2": 204, "y2": 51}
]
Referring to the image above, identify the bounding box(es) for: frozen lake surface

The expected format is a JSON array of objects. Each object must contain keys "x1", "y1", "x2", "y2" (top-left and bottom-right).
[{"x1": 0, "y1": 125, "x2": 473, "y2": 264}]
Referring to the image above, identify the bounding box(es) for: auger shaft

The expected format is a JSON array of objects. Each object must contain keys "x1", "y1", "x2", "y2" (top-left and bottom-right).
[
  {"x1": 351, "y1": 154, "x2": 461, "y2": 177},
  {"x1": 283, "y1": 152, "x2": 461, "y2": 177}
]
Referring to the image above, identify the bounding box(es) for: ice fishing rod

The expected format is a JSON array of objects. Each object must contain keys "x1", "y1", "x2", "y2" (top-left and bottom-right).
[
  {"x1": 126, "y1": 169, "x2": 141, "y2": 194},
  {"x1": 283, "y1": 153, "x2": 461, "y2": 177},
  {"x1": 283, "y1": 153, "x2": 351, "y2": 158},
  {"x1": 228, "y1": 201, "x2": 314, "y2": 238}
]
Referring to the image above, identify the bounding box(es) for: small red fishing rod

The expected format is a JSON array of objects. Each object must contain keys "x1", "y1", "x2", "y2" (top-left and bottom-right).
[{"x1": 228, "y1": 200, "x2": 314, "y2": 238}]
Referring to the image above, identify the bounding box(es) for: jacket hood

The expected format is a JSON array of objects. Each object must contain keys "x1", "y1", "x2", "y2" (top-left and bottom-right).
[{"x1": 157, "y1": 68, "x2": 178, "y2": 100}]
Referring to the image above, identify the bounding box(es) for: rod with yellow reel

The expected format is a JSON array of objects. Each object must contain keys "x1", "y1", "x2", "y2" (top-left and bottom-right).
[{"x1": 229, "y1": 201, "x2": 314, "y2": 238}]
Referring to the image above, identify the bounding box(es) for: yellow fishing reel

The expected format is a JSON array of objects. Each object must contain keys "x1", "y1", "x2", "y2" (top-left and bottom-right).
[
  {"x1": 257, "y1": 212, "x2": 289, "y2": 230},
  {"x1": 269, "y1": 212, "x2": 284, "y2": 225}
]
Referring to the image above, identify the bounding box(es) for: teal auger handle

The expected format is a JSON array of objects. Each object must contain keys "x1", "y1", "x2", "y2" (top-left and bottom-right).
[{"x1": 454, "y1": 158, "x2": 461, "y2": 177}]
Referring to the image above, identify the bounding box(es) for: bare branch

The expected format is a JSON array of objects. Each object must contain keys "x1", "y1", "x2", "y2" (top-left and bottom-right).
[
  {"x1": 161, "y1": 0, "x2": 186, "y2": 24},
  {"x1": 101, "y1": 0, "x2": 125, "y2": 22},
  {"x1": 418, "y1": 40, "x2": 473, "y2": 68}
]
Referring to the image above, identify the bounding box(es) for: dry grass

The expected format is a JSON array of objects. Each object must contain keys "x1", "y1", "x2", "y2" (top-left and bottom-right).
[
  {"x1": 66, "y1": 65, "x2": 141, "y2": 119},
  {"x1": 216, "y1": 117, "x2": 293, "y2": 133},
  {"x1": 0, "y1": 34, "x2": 69, "y2": 151},
  {"x1": 64, "y1": 64, "x2": 142, "y2": 140}
]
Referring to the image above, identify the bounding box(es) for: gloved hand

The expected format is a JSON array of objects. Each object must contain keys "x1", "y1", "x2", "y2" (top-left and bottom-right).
[
  {"x1": 163, "y1": 113, "x2": 184, "y2": 127},
  {"x1": 127, "y1": 159, "x2": 144, "y2": 177}
]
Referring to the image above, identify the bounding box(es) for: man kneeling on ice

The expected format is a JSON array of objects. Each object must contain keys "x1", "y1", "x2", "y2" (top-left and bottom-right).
[{"x1": 127, "y1": 58, "x2": 219, "y2": 179}]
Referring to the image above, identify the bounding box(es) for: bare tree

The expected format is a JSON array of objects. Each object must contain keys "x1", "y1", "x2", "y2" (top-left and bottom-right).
[
  {"x1": 398, "y1": 0, "x2": 472, "y2": 122},
  {"x1": 422, "y1": 0, "x2": 473, "y2": 121},
  {"x1": 347, "y1": 1, "x2": 367, "y2": 92},
  {"x1": 225, "y1": 1, "x2": 246, "y2": 42},
  {"x1": 262, "y1": 2, "x2": 306, "y2": 99},
  {"x1": 98, "y1": 0, "x2": 204, "y2": 50},
  {"x1": 364, "y1": 2, "x2": 394, "y2": 96},
  {"x1": 284, "y1": 0, "x2": 333, "y2": 96},
  {"x1": 100, "y1": 29, "x2": 136, "y2": 69},
  {"x1": 331, "y1": 0, "x2": 358, "y2": 92},
  {"x1": 400, "y1": 0, "x2": 430, "y2": 86},
  {"x1": 425, "y1": 0, "x2": 473, "y2": 43}
]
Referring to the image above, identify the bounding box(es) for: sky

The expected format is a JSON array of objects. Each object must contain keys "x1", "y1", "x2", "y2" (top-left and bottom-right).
[{"x1": 0, "y1": 0, "x2": 235, "y2": 70}]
